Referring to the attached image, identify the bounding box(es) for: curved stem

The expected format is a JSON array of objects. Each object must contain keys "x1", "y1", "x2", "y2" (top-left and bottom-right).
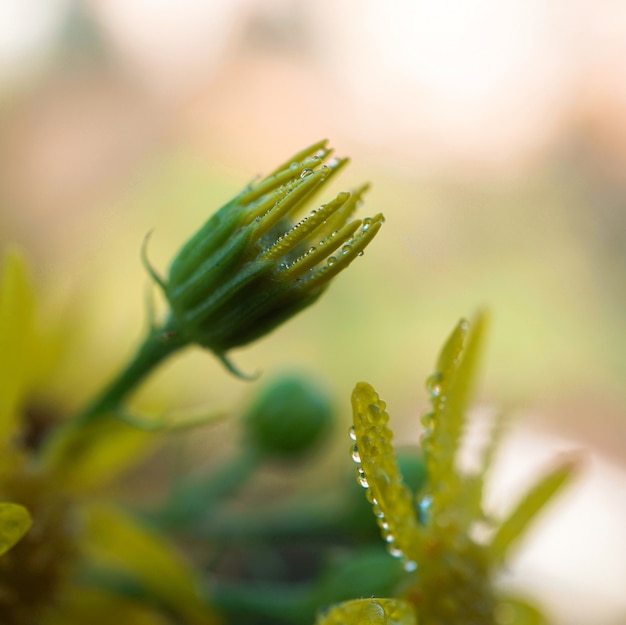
[{"x1": 72, "y1": 319, "x2": 187, "y2": 427}]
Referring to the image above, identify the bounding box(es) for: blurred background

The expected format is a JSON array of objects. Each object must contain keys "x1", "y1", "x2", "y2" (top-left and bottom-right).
[{"x1": 1, "y1": 1, "x2": 625, "y2": 623}]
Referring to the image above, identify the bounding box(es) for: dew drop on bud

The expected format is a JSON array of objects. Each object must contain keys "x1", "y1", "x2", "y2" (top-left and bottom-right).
[
  {"x1": 349, "y1": 425, "x2": 357, "y2": 441},
  {"x1": 300, "y1": 168, "x2": 314, "y2": 178},
  {"x1": 351, "y1": 444, "x2": 361, "y2": 463}
]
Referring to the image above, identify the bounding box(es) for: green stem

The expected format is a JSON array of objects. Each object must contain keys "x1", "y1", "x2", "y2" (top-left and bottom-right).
[
  {"x1": 40, "y1": 319, "x2": 189, "y2": 465},
  {"x1": 73, "y1": 318, "x2": 187, "y2": 427}
]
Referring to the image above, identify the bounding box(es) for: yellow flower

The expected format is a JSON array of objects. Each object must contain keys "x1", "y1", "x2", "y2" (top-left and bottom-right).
[
  {"x1": 0, "y1": 249, "x2": 218, "y2": 625},
  {"x1": 320, "y1": 313, "x2": 577, "y2": 625}
]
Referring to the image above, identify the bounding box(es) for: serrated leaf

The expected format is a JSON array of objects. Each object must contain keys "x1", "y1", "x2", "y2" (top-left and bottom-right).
[
  {"x1": 490, "y1": 456, "x2": 578, "y2": 564},
  {"x1": 0, "y1": 502, "x2": 32, "y2": 556},
  {"x1": 315, "y1": 598, "x2": 416, "y2": 625}
]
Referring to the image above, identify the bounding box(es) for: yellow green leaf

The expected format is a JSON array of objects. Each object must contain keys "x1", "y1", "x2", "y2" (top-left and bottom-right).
[
  {"x1": 351, "y1": 382, "x2": 423, "y2": 567},
  {"x1": 490, "y1": 456, "x2": 579, "y2": 564},
  {"x1": 315, "y1": 598, "x2": 417, "y2": 625},
  {"x1": 81, "y1": 504, "x2": 219, "y2": 625},
  {"x1": 0, "y1": 502, "x2": 32, "y2": 556}
]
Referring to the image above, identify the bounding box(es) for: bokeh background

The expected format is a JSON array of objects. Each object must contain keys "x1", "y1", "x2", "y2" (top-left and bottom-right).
[{"x1": 1, "y1": 1, "x2": 625, "y2": 623}]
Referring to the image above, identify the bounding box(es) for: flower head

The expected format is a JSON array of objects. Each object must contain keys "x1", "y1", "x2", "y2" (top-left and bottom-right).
[
  {"x1": 151, "y1": 140, "x2": 383, "y2": 367},
  {"x1": 0, "y1": 249, "x2": 218, "y2": 625},
  {"x1": 343, "y1": 313, "x2": 578, "y2": 625}
]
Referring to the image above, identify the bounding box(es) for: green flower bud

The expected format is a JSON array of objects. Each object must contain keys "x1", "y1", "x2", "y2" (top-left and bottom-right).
[
  {"x1": 244, "y1": 374, "x2": 333, "y2": 458},
  {"x1": 146, "y1": 140, "x2": 383, "y2": 370}
]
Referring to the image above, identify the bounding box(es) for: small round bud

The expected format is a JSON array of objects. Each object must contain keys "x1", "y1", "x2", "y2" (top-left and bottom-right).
[{"x1": 244, "y1": 375, "x2": 333, "y2": 458}]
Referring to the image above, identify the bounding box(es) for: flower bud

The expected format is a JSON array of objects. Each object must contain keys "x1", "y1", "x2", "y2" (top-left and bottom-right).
[
  {"x1": 148, "y1": 141, "x2": 383, "y2": 368},
  {"x1": 243, "y1": 374, "x2": 333, "y2": 458}
]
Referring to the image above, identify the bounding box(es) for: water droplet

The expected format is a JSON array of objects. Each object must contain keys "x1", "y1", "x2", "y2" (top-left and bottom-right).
[
  {"x1": 300, "y1": 168, "x2": 314, "y2": 178},
  {"x1": 388, "y1": 545, "x2": 404, "y2": 558},
  {"x1": 426, "y1": 372, "x2": 443, "y2": 398},
  {"x1": 328, "y1": 157, "x2": 340, "y2": 168},
  {"x1": 365, "y1": 602, "x2": 385, "y2": 620},
  {"x1": 308, "y1": 246, "x2": 316, "y2": 254},
  {"x1": 367, "y1": 403, "x2": 382, "y2": 423},
  {"x1": 351, "y1": 445, "x2": 361, "y2": 463},
  {"x1": 379, "y1": 519, "x2": 390, "y2": 531},
  {"x1": 356, "y1": 470, "x2": 369, "y2": 489},
  {"x1": 327, "y1": 256, "x2": 337, "y2": 267},
  {"x1": 348, "y1": 425, "x2": 357, "y2": 441},
  {"x1": 418, "y1": 494, "x2": 433, "y2": 525},
  {"x1": 357, "y1": 250, "x2": 364, "y2": 257},
  {"x1": 341, "y1": 244, "x2": 351, "y2": 255},
  {"x1": 420, "y1": 411, "x2": 434, "y2": 428},
  {"x1": 372, "y1": 503, "x2": 385, "y2": 518},
  {"x1": 362, "y1": 217, "x2": 372, "y2": 232},
  {"x1": 403, "y1": 559, "x2": 418, "y2": 573}
]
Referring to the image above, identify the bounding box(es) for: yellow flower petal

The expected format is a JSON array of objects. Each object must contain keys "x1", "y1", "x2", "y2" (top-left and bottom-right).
[
  {"x1": 81, "y1": 504, "x2": 219, "y2": 625},
  {"x1": 41, "y1": 587, "x2": 171, "y2": 625},
  {"x1": 315, "y1": 598, "x2": 417, "y2": 625},
  {"x1": 0, "y1": 502, "x2": 32, "y2": 556},
  {"x1": 490, "y1": 455, "x2": 579, "y2": 564},
  {"x1": 43, "y1": 417, "x2": 157, "y2": 493},
  {"x1": 421, "y1": 312, "x2": 488, "y2": 521},
  {"x1": 351, "y1": 382, "x2": 423, "y2": 568}
]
